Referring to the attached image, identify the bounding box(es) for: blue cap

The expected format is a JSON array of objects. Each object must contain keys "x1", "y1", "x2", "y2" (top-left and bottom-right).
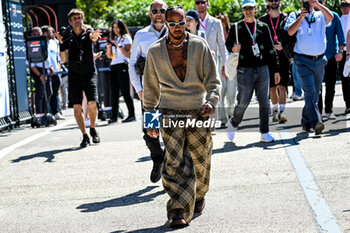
[
  {"x1": 241, "y1": 0, "x2": 256, "y2": 8},
  {"x1": 186, "y1": 10, "x2": 200, "y2": 21}
]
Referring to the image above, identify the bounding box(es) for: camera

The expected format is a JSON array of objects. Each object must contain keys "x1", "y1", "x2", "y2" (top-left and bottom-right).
[
  {"x1": 303, "y1": 0, "x2": 310, "y2": 13},
  {"x1": 59, "y1": 25, "x2": 73, "y2": 44}
]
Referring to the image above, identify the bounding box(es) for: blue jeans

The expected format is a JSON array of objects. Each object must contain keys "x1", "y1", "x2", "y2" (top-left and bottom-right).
[
  {"x1": 294, "y1": 54, "x2": 327, "y2": 129},
  {"x1": 230, "y1": 65, "x2": 270, "y2": 133},
  {"x1": 292, "y1": 62, "x2": 303, "y2": 96},
  {"x1": 217, "y1": 55, "x2": 237, "y2": 124},
  {"x1": 218, "y1": 77, "x2": 237, "y2": 124}
]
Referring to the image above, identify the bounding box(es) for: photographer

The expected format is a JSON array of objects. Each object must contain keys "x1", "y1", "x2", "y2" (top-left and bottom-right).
[
  {"x1": 284, "y1": 0, "x2": 333, "y2": 135},
  {"x1": 56, "y1": 8, "x2": 102, "y2": 148}
]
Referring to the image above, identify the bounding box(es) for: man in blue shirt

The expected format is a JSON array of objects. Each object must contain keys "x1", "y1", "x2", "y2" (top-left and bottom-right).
[
  {"x1": 318, "y1": 0, "x2": 346, "y2": 120},
  {"x1": 285, "y1": 0, "x2": 333, "y2": 135}
]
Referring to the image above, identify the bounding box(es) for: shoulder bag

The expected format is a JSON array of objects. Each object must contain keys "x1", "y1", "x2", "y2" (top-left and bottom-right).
[{"x1": 225, "y1": 22, "x2": 239, "y2": 80}]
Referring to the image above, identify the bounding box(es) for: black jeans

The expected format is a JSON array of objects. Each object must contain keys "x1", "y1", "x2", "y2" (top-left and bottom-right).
[
  {"x1": 33, "y1": 68, "x2": 52, "y2": 114},
  {"x1": 141, "y1": 102, "x2": 164, "y2": 164},
  {"x1": 318, "y1": 56, "x2": 337, "y2": 114},
  {"x1": 338, "y1": 51, "x2": 350, "y2": 109},
  {"x1": 49, "y1": 74, "x2": 61, "y2": 115},
  {"x1": 103, "y1": 71, "x2": 112, "y2": 107},
  {"x1": 110, "y1": 63, "x2": 135, "y2": 119}
]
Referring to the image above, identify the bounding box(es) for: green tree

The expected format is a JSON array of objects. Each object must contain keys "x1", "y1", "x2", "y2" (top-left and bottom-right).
[
  {"x1": 77, "y1": 0, "x2": 341, "y2": 28},
  {"x1": 76, "y1": 0, "x2": 116, "y2": 27}
]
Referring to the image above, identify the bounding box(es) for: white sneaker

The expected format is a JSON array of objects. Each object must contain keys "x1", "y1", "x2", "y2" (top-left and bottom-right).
[
  {"x1": 85, "y1": 118, "x2": 91, "y2": 127},
  {"x1": 54, "y1": 112, "x2": 66, "y2": 120},
  {"x1": 260, "y1": 133, "x2": 275, "y2": 142},
  {"x1": 226, "y1": 121, "x2": 237, "y2": 140},
  {"x1": 325, "y1": 112, "x2": 336, "y2": 120}
]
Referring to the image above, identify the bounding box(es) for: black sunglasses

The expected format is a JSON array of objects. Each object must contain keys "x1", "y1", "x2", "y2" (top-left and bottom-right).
[
  {"x1": 151, "y1": 8, "x2": 166, "y2": 15},
  {"x1": 195, "y1": 1, "x2": 207, "y2": 5},
  {"x1": 268, "y1": 0, "x2": 280, "y2": 2},
  {"x1": 242, "y1": 6, "x2": 254, "y2": 11},
  {"x1": 167, "y1": 21, "x2": 186, "y2": 27}
]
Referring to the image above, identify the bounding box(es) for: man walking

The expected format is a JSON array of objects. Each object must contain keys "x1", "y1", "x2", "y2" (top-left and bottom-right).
[
  {"x1": 195, "y1": 0, "x2": 229, "y2": 128},
  {"x1": 129, "y1": 0, "x2": 168, "y2": 183},
  {"x1": 260, "y1": 0, "x2": 290, "y2": 123},
  {"x1": 42, "y1": 26, "x2": 66, "y2": 120},
  {"x1": 57, "y1": 9, "x2": 101, "y2": 147},
  {"x1": 339, "y1": 0, "x2": 350, "y2": 114},
  {"x1": 143, "y1": 5, "x2": 221, "y2": 228},
  {"x1": 318, "y1": 0, "x2": 345, "y2": 120},
  {"x1": 285, "y1": 0, "x2": 333, "y2": 134},
  {"x1": 226, "y1": 0, "x2": 280, "y2": 142}
]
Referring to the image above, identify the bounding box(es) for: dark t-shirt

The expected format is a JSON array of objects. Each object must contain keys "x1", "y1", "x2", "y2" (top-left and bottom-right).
[
  {"x1": 66, "y1": 27, "x2": 96, "y2": 77},
  {"x1": 259, "y1": 13, "x2": 290, "y2": 65},
  {"x1": 226, "y1": 19, "x2": 279, "y2": 74}
]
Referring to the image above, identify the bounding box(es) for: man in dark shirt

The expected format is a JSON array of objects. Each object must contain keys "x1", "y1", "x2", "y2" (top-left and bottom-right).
[
  {"x1": 260, "y1": 0, "x2": 290, "y2": 123},
  {"x1": 57, "y1": 9, "x2": 101, "y2": 147},
  {"x1": 226, "y1": 0, "x2": 280, "y2": 142}
]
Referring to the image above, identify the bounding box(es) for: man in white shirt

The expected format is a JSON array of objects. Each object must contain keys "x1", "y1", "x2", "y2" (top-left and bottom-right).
[
  {"x1": 43, "y1": 26, "x2": 65, "y2": 120},
  {"x1": 195, "y1": 0, "x2": 230, "y2": 128},
  {"x1": 340, "y1": 0, "x2": 350, "y2": 114},
  {"x1": 285, "y1": 0, "x2": 333, "y2": 135},
  {"x1": 129, "y1": 0, "x2": 168, "y2": 183}
]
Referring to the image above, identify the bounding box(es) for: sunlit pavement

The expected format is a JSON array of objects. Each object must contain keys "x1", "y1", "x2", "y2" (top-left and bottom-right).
[{"x1": 0, "y1": 83, "x2": 349, "y2": 232}]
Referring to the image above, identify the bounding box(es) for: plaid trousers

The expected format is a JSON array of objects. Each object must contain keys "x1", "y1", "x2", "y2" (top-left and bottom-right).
[{"x1": 160, "y1": 109, "x2": 213, "y2": 224}]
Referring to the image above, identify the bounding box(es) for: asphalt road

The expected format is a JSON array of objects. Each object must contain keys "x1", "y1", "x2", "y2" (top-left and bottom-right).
[{"x1": 0, "y1": 84, "x2": 349, "y2": 233}]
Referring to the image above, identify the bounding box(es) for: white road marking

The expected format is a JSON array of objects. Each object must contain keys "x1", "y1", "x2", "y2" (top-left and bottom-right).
[
  {"x1": 0, "y1": 119, "x2": 75, "y2": 161},
  {"x1": 279, "y1": 131, "x2": 342, "y2": 233}
]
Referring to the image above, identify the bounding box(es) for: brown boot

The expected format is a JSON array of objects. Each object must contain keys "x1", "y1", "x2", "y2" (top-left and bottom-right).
[
  {"x1": 169, "y1": 215, "x2": 188, "y2": 228},
  {"x1": 194, "y1": 199, "x2": 206, "y2": 213}
]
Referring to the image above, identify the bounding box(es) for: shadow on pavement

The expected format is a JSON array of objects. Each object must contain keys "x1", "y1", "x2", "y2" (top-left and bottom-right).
[
  {"x1": 76, "y1": 186, "x2": 165, "y2": 213},
  {"x1": 119, "y1": 222, "x2": 176, "y2": 233},
  {"x1": 121, "y1": 213, "x2": 205, "y2": 232},
  {"x1": 11, "y1": 147, "x2": 83, "y2": 163}
]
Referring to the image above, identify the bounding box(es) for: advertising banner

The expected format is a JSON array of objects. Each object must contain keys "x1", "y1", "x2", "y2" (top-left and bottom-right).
[
  {"x1": 0, "y1": 1, "x2": 10, "y2": 118},
  {"x1": 9, "y1": 1, "x2": 29, "y2": 113}
]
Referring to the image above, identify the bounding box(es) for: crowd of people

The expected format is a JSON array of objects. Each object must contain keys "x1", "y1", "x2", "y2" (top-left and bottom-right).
[{"x1": 26, "y1": 0, "x2": 350, "y2": 228}]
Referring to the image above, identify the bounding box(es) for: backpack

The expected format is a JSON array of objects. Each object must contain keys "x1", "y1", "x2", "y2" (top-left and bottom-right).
[{"x1": 280, "y1": 11, "x2": 300, "y2": 61}]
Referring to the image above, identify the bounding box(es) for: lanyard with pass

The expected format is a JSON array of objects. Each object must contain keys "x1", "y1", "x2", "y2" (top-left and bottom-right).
[
  {"x1": 244, "y1": 19, "x2": 261, "y2": 57},
  {"x1": 244, "y1": 19, "x2": 257, "y2": 44},
  {"x1": 269, "y1": 15, "x2": 280, "y2": 42},
  {"x1": 305, "y1": 12, "x2": 315, "y2": 35},
  {"x1": 199, "y1": 15, "x2": 209, "y2": 31}
]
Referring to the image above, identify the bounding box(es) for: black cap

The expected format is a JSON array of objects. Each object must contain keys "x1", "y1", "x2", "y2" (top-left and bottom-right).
[{"x1": 186, "y1": 10, "x2": 200, "y2": 21}]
